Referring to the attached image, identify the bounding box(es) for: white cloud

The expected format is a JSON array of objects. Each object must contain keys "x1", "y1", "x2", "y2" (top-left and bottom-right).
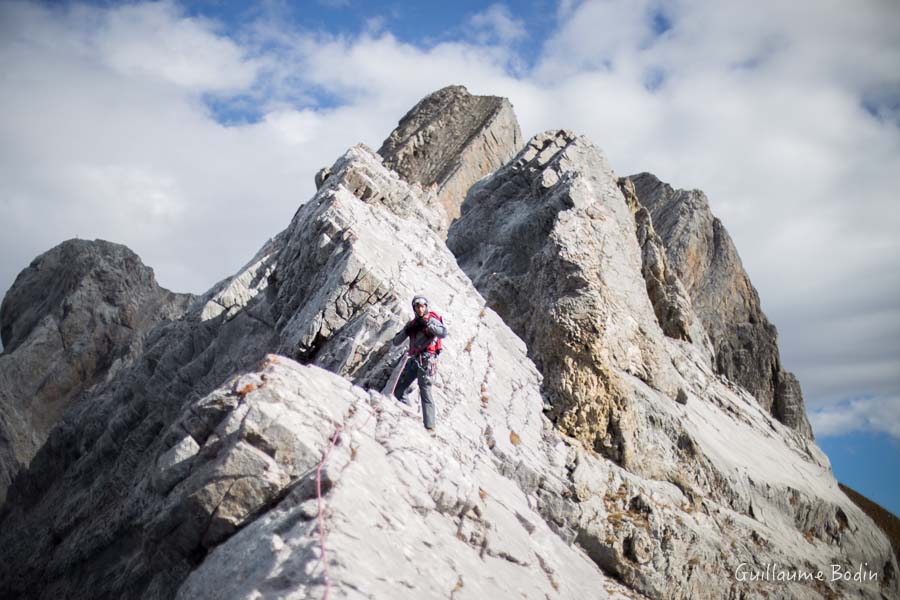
[
  {"x1": 469, "y1": 4, "x2": 527, "y2": 45},
  {"x1": 74, "y1": 164, "x2": 186, "y2": 222},
  {"x1": 810, "y1": 394, "x2": 900, "y2": 439},
  {"x1": 96, "y1": 1, "x2": 259, "y2": 91}
]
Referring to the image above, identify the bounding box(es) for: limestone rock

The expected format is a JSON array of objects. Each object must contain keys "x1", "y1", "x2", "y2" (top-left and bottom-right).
[
  {"x1": 0, "y1": 239, "x2": 191, "y2": 504},
  {"x1": 618, "y1": 177, "x2": 708, "y2": 347},
  {"x1": 628, "y1": 173, "x2": 813, "y2": 438},
  {"x1": 0, "y1": 144, "x2": 628, "y2": 599},
  {"x1": 378, "y1": 85, "x2": 522, "y2": 233},
  {"x1": 0, "y1": 90, "x2": 893, "y2": 600},
  {"x1": 447, "y1": 130, "x2": 680, "y2": 467},
  {"x1": 448, "y1": 129, "x2": 896, "y2": 598}
]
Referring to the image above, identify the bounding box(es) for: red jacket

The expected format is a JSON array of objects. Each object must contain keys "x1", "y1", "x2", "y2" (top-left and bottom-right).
[{"x1": 392, "y1": 311, "x2": 447, "y2": 356}]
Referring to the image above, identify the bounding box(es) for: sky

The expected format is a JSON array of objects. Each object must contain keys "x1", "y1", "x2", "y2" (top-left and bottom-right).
[{"x1": 0, "y1": 0, "x2": 898, "y2": 512}]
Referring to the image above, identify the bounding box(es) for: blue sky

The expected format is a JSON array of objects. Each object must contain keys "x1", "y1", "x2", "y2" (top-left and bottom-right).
[
  {"x1": 821, "y1": 432, "x2": 900, "y2": 516},
  {"x1": 1, "y1": 0, "x2": 898, "y2": 514}
]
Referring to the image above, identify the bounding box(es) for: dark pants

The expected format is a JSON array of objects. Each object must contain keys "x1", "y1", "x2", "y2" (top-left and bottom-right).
[{"x1": 394, "y1": 352, "x2": 437, "y2": 429}]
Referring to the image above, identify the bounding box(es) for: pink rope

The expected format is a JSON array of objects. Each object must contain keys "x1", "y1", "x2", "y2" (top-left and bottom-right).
[
  {"x1": 314, "y1": 406, "x2": 376, "y2": 599},
  {"x1": 316, "y1": 426, "x2": 342, "y2": 600}
]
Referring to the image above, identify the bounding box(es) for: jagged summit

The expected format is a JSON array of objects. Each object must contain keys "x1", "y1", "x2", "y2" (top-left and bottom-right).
[
  {"x1": 0, "y1": 90, "x2": 893, "y2": 599},
  {"x1": 628, "y1": 172, "x2": 813, "y2": 437},
  {"x1": 378, "y1": 85, "x2": 522, "y2": 231}
]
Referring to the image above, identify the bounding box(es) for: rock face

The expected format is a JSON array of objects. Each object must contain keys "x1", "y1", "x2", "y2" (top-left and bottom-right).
[
  {"x1": 0, "y1": 145, "x2": 633, "y2": 599},
  {"x1": 0, "y1": 90, "x2": 894, "y2": 600},
  {"x1": 618, "y1": 177, "x2": 706, "y2": 346},
  {"x1": 0, "y1": 239, "x2": 191, "y2": 504},
  {"x1": 378, "y1": 85, "x2": 522, "y2": 232},
  {"x1": 447, "y1": 129, "x2": 895, "y2": 597},
  {"x1": 447, "y1": 130, "x2": 683, "y2": 467},
  {"x1": 627, "y1": 173, "x2": 813, "y2": 438}
]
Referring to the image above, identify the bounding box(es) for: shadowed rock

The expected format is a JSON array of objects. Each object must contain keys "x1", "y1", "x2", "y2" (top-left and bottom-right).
[
  {"x1": 618, "y1": 177, "x2": 707, "y2": 346},
  {"x1": 0, "y1": 239, "x2": 191, "y2": 504},
  {"x1": 628, "y1": 173, "x2": 813, "y2": 438}
]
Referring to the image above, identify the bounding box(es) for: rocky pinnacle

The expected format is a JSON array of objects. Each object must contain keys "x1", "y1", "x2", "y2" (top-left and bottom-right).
[{"x1": 378, "y1": 85, "x2": 523, "y2": 233}]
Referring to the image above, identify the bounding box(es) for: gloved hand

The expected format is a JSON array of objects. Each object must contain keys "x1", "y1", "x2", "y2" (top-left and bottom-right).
[{"x1": 405, "y1": 316, "x2": 427, "y2": 334}]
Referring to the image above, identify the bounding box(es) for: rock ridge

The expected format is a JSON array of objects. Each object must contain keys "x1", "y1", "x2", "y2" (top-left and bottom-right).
[{"x1": 0, "y1": 89, "x2": 892, "y2": 600}]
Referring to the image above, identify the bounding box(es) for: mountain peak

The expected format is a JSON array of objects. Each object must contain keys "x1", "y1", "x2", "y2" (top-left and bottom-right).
[{"x1": 378, "y1": 85, "x2": 522, "y2": 231}]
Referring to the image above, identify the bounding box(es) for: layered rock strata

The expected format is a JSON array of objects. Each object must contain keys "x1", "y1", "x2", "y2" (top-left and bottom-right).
[
  {"x1": 628, "y1": 173, "x2": 813, "y2": 438},
  {"x1": 0, "y1": 239, "x2": 191, "y2": 503},
  {"x1": 378, "y1": 84, "x2": 522, "y2": 232}
]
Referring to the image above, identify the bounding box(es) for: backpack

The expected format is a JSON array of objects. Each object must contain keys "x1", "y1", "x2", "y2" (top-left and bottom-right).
[{"x1": 427, "y1": 311, "x2": 443, "y2": 355}]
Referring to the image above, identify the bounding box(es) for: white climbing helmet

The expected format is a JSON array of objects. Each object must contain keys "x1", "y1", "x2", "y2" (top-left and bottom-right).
[{"x1": 411, "y1": 295, "x2": 428, "y2": 309}]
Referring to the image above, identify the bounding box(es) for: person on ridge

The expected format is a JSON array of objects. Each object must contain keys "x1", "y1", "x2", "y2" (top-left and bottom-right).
[{"x1": 392, "y1": 295, "x2": 447, "y2": 432}]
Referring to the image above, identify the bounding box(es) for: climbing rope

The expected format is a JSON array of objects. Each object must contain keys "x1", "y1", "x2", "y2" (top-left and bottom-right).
[
  {"x1": 314, "y1": 403, "x2": 376, "y2": 599},
  {"x1": 316, "y1": 426, "x2": 342, "y2": 600},
  {"x1": 389, "y1": 355, "x2": 410, "y2": 398}
]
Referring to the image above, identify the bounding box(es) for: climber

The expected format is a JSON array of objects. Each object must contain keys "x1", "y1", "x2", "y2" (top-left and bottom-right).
[{"x1": 391, "y1": 295, "x2": 447, "y2": 432}]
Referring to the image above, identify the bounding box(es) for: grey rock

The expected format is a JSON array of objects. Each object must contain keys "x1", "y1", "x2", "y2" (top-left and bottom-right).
[
  {"x1": 0, "y1": 144, "x2": 625, "y2": 599},
  {"x1": 0, "y1": 239, "x2": 192, "y2": 504},
  {"x1": 378, "y1": 85, "x2": 522, "y2": 233},
  {"x1": 628, "y1": 173, "x2": 813, "y2": 438},
  {"x1": 448, "y1": 129, "x2": 896, "y2": 598},
  {"x1": 448, "y1": 130, "x2": 680, "y2": 467},
  {"x1": 314, "y1": 166, "x2": 331, "y2": 190},
  {"x1": 618, "y1": 177, "x2": 708, "y2": 347}
]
